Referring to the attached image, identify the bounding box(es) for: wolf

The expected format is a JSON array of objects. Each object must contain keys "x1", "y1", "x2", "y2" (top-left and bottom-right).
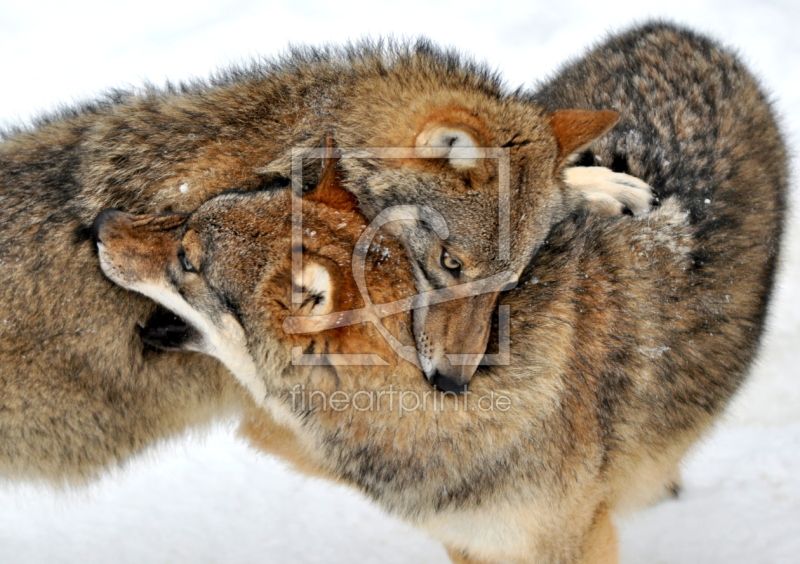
[
  {"x1": 94, "y1": 23, "x2": 787, "y2": 563},
  {"x1": 0, "y1": 34, "x2": 646, "y2": 481}
]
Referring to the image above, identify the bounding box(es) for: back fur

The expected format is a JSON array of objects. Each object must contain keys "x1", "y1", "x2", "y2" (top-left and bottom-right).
[{"x1": 532, "y1": 21, "x2": 786, "y2": 420}]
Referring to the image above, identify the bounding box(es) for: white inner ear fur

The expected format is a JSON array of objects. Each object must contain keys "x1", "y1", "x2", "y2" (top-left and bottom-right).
[
  {"x1": 294, "y1": 262, "x2": 334, "y2": 316},
  {"x1": 415, "y1": 125, "x2": 482, "y2": 169}
]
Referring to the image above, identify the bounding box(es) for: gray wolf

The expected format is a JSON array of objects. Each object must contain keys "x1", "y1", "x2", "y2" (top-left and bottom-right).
[{"x1": 94, "y1": 23, "x2": 786, "y2": 563}]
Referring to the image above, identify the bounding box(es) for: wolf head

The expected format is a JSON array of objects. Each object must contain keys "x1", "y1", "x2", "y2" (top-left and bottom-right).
[
  {"x1": 335, "y1": 98, "x2": 620, "y2": 391},
  {"x1": 93, "y1": 182, "x2": 421, "y2": 405}
]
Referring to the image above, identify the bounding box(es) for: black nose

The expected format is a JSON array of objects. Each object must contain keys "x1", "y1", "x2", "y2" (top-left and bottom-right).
[
  {"x1": 430, "y1": 372, "x2": 469, "y2": 395},
  {"x1": 92, "y1": 208, "x2": 124, "y2": 243}
]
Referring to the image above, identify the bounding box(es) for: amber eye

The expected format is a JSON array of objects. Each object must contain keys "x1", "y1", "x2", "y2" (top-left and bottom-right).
[
  {"x1": 177, "y1": 248, "x2": 197, "y2": 274},
  {"x1": 440, "y1": 249, "x2": 462, "y2": 277}
]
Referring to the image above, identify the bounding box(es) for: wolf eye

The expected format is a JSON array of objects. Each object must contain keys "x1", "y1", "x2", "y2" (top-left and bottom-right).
[
  {"x1": 440, "y1": 249, "x2": 462, "y2": 277},
  {"x1": 177, "y1": 248, "x2": 197, "y2": 273}
]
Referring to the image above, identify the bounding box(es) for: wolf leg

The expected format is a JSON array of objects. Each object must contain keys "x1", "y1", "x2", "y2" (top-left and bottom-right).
[
  {"x1": 239, "y1": 408, "x2": 334, "y2": 481},
  {"x1": 576, "y1": 506, "x2": 619, "y2": 564}
]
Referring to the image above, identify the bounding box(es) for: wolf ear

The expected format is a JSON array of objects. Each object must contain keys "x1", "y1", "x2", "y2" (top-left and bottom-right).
[
  {"x1": 415, "y1": 124, "x2": 483, "y2": 169},
  {"x1": 548, "y1": 109, "x2": 620, "y2": 167},
  {"x1": 414, "y1": 109, "x2": 486, "y2": 170},
  {"x1": 304, "y1": 135, "x2": 360, "y2": 213},
  {"x1": 291, "y1": 260, "x2": 338, "y2": 317}
]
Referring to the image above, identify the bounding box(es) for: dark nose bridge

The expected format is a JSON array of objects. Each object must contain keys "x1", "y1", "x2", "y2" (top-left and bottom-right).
[{"x1": 451, "y1": 291, "x2": 499, "y2": 346}]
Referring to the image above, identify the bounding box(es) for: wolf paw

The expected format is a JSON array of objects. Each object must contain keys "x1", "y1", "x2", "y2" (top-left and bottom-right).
[{"x1": 564, "y1": 166, "x2": 653, "y2": 217}]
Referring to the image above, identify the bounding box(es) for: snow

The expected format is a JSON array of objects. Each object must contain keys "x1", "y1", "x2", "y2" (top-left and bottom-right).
[{"x1": 0, "y1": 1, "x2": 798, "y2": 563}]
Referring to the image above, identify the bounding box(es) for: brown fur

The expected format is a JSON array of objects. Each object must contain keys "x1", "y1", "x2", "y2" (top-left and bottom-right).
[
  {"x1": 85, "y1": 189, "x2": 704, "y2": 562},
  {"x1": 0, "y1": 32, "x2": 647, "y2": 482},
  {"x1": 94, "y1": 22, "x2": 785, "y2": 563}
]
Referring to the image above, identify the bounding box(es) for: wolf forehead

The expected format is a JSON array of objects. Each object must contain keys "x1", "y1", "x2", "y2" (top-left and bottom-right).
[
  {"x1": 181, "y1": 191, "x2": 411, "y2": 287},
  {"x1": 186, "y1": 191, "x2": 365, "y2": 255}
]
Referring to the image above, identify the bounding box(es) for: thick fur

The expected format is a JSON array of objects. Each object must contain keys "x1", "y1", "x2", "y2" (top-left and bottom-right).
[
  {"x1": 0, "y1": 154, "x2": 249, "y2": 484},
  {"x1": 0, "y1": 31, "x2": 647, "y2": 482},
  {"x1": 95, "y1": 24, "x2": 786, "y2": 563},
  {"x1": 531, "y1": 21, "x2": 786, "y2": 433}
]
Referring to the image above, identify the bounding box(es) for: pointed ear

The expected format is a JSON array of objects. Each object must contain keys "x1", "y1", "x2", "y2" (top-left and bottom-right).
[
  {"x1": 304, "y1": 135, "x2": 360, "y2": 213},
  {"x1": 414, "y1": 109, "x2": 487, "y2": 170},
  {"x1": 291, "y1": 259, "x2": 338, "y2": 317},
  {"x1": 548, "y1": 109, "x2": 620, "y2": 167}
]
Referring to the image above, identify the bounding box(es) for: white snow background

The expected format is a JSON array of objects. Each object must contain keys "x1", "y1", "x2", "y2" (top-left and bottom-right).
[{"x1": 0, "y1": 1, "x2": 798, "y2": 562}]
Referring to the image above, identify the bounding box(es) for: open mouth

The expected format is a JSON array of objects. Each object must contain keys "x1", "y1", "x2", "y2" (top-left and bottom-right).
[{"x1": 138, "y1": 306, "x2": 197, "y2": 351}]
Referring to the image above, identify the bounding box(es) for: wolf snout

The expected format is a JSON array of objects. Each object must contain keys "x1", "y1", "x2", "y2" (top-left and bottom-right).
[
  {"x1": 92, "y1": 208, "x2": 125, "y2": 244},
  {"x1": 429, "y1": 370, "x2": 470, "y2": 395}
]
